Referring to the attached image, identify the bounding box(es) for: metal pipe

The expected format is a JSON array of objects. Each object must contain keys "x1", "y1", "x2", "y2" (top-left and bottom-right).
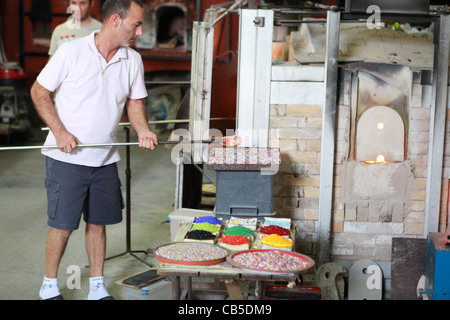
[
  {"x1": 0, "y1": 140, "x2": 214, "y2": 151},
  {"x1": 144, "y1": 81, "x2": 191, "y2": 85},
  {"x1": 211, "y1": 0, "x2": 246, "y2": 27},
  {"x1": 41, "y1": 117, "x2": 236, "y2": 130}
]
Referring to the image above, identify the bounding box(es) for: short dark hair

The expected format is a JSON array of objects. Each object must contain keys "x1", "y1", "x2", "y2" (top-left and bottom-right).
[{"x1": 102, "y1": 0, "x2": 143, "y2": 20}]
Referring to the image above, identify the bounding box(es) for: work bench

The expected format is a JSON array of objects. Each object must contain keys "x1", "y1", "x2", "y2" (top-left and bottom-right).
[
  {"x1": 156, "y1": 219, "x2": 308, "y2": 300},
  {"x1": 158, "y1": 260, "x2": 299, "y2": 300}
]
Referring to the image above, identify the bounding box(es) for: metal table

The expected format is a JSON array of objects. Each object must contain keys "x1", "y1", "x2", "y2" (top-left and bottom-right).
[
  {"x1": 157, "y1": 261, "x2": 299, "y2": 300},
  {"x1": 157, "y1": 220, "x2": 303, "y2": 300}
]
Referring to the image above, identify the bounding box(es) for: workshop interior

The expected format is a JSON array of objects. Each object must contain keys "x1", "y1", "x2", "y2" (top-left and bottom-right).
[{"x1": 0, "y1": 0, "x2": 449, "y2": 301}]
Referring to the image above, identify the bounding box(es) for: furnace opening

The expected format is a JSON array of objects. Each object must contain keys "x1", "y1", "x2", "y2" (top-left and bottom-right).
[
  {"x1": 156, "y1": 6, "x2": 186, "y2": 49},
  {"x1": 348, "y1": 63, "x2": 412, "y2": 163}
]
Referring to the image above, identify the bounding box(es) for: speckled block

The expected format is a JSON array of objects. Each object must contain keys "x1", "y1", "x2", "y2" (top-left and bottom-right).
[{"x1": 207, "y1": 147, "x2": 281, "y2": 171}]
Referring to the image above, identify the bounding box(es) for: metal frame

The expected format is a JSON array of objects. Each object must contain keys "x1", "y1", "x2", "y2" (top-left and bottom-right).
[
  {"x1": 189, "y1": 21, "x2": 214, "y2": 164},
  {"x1": 425, "y1": 12, "x2": 450, "y2": 235},
  {"x1": 236, "y1": 9, "x2": 274, "y2": 148},
  {"x1": 317, "y1": 9, "x2": 341, "y2": 267}
]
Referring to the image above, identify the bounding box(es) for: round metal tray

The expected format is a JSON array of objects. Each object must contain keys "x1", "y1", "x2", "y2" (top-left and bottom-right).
[
  {"x1": 154, "y1": 242, "x2": 229, "y2": 266},
  {"x1": 227, "y1": 249, "x2": 315, "y2": 273}
]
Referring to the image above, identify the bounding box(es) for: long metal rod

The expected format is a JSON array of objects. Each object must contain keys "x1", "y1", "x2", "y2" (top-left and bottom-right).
[
  {"x1": 211, "y1": 0, "x2": 246, "y2": 26},
  {"x1": 0, "y1": 140, "x2": 214, "y2": 151},
  {"x1": 40, "y1": 117, "x2": 236, "y2": 130}
]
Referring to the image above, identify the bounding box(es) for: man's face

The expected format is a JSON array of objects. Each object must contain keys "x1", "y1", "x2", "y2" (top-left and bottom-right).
[
  {"x1": 117, "y1": 2, "x2": 144, "y2": 47},
  {"x1": 69, "y1": 0, "x2": 93, "y2": 22}
]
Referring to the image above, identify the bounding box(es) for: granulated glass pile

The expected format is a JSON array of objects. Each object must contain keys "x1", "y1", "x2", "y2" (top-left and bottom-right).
[
  {"x1": 155, "y1": 243, "x2": 228, "y2": 262},
  {"x1": 231, "y1": 250, "x2": 308, "y2": 272}
]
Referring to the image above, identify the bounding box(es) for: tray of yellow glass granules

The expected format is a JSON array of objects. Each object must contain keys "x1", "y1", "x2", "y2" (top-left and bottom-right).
[{"x1": 227, "y1": 249, "x2": 315, "y2": 274}]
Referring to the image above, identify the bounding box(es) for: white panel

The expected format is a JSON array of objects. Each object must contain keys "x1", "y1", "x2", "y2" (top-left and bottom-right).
[
  {"x1": 271, "y1": 63, "x2": 325, "y2": 82},
  {"x1": 189, "y1": 22, "x2": 214, "y2": 163},
  {"x1": 270, "y1": 81, "x2": 324, "y2": 105},
  {"x1": 236, "y1": 9, "x2": 274, "y2": 147}
]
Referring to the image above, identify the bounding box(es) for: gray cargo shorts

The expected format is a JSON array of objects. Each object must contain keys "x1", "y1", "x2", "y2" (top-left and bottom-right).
[{"x1": 44, "y1": 157, "x2": 124, "y2": 231}]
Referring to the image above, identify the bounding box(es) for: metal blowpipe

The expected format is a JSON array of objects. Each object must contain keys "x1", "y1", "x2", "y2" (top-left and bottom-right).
[{"x1": 0, "y1": 136, "x2": 242, "y2": 151}]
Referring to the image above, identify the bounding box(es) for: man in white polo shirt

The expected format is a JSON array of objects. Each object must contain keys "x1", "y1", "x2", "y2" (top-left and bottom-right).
[{"x1": 30, "y1": 0, "x2": 157, "y2": 300}]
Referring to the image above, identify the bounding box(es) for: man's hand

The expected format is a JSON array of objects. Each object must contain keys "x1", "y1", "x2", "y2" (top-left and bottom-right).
[
  {"x1": 127, "y1": 98, "x2": 158, "y2": 151},
  {"x1": 31, "y1": 80, "x2": 80, "y2": 154},
  {"x1": 55, "y1": 130, "x2": 81, "y2": 153},
  {"x1": 138, "y1": 130, "x2": 158, "y2": 151}
]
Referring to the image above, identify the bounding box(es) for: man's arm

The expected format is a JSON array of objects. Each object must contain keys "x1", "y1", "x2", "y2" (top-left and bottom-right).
[
  {"x1": 127, "y1": 98, "x2": 158, "y2": 150},
  {"x1": 30, "y1": 80, "x2": 80, "y2": 153}
]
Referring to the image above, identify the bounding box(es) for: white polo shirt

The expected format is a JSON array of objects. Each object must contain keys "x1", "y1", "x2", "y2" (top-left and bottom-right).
[{"x1": 37, "y1": 31, "x2": 148, "y2": 167}]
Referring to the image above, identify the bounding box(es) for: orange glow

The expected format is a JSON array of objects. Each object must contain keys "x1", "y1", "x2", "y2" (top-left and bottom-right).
[{"x1": 364, "y1": 154, "x2": 392, "y2": 164}]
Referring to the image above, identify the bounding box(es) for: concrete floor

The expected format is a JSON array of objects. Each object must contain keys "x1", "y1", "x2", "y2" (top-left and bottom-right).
[{"x1": 0, "y1": 127, "x2": 181, "y2": 300}]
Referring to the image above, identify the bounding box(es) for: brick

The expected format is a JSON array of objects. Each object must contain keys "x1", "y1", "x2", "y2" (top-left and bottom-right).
[
  {"x1": 332, "y1": 233, "x2": 376, "y2": 246},
  {"x1": 306, "y1": 140, "x2": 321, "y2": 152},
  {"x1": 281, "y1": 150, "x2": 317, "y2": 163},
  {"x1": 344, "y1": 202, "x2": 357, "y2": 221},
  {"x1": 411, "y1": 83, "x2": 422, "y2": 96},
  {"x1": 332, "y1": 221, "x2": 344, "y2": 233},
  {"x1": 343, "y1": 221, "x2": 404, "y2": 235},
  {"x1": 380, "y1": 205, "x2": 393, "y2": 222},
  {"x1": 286, "y1": 105, "x2": 322, "y2": 117},
  {"x1": 299, "y1": 198, "x2": 319, "y2": 209},
  {"x1": 408, "y1": 142, "x2": 428, "y2": 155},
  {"x1": 411, "y1": 166, "x2": 427, "y2": 179},
  {"x1": 410, "y1": 107, "x2": 430, "y2": 120},
  {"x1": 303, "y1": 187, "x2": 319, "y2": 198},
  {"x1": 283, "y1": 174, "x2": 320, "y2": 187},
  {"x1": 413, "y1": 178, "x2": 427, "y2": 190},
  {"x1": 295, "y1": 220, "x2": 317, "y2": 233},
  {"x1": 409, "y1": 132, "x2": 429, "y2": 143},
  {"x1": 392, "y1": 203, "x2": 404, "y2": 222},
  {"x1": 410, "y1": 189, "x2": 426, "y2": 201},
  {"x1": 353, "y1": 245, "x2": 391, "y2": 260},
  {"x1": 404, "y1": 211, "x2": 424, "y2": 223},
  {"x1": 283, "y1": 197, "x2": 300, "y2": 208},
  {"x1": 375, "y1": 235, "x2": 392, "y2": 246},
  {"x1": 356, "y1": 204, "x2": 369, "y2": 221},
  {"x1": 333, "y1": 209, "x2": 345, "y2": 221},
  {"x1": 407, "y1": 201, "x2": 425, "y2": 212},
  {"x1": 273, "y1": 185, "x2": 301, "y2": 197},
  {"x1": 409, "y1": 119, "x2": 430, "y2": 132},
  {"x1": 304, "y1": 208, "x2": 318, "y2": 220},
  {"x1": 304, "y1": 163, "x2": 321, "y2": 175},
  {"x1": 270, "y1": 104, "x2": 286, "y2": 116},
  {"x1": 404, "y1": 223, "x2": 423, "y2": 235},
  {"x1": 277, "y1": 139, "x2": 297, "y2": 151},
  {"x1": 305, "y1": 117, "x2": 322, "y2": 128},
  {"x1": 331, "y1": 245, "x2": 354, "y2": 256},
  {"x1": 336, "y1": 128, "x2": 348, "y2": 142},
  {"x1": 369, "y1": 202, "x2": 381, "y2": 222},
  {"x1": 411, "y1": 155, "x2": 428, "y2": 166},
  {"x1": 411, "y1": 94, "x2": 422, "y2": 108},
  {"x1": 354, "y1": 245, "x2": 377, "y2": 257},
  {"x1": 270, "y1": 116, "x2": 297, "y2": 128},
  {"x1": 278, "y1": 127, "x2": 322, "y2": 140}
]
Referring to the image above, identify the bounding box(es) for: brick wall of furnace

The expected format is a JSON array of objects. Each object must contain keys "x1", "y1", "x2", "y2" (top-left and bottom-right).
[{"x1": 268, "y1": 70, "x2": 449, "y2": 266}]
